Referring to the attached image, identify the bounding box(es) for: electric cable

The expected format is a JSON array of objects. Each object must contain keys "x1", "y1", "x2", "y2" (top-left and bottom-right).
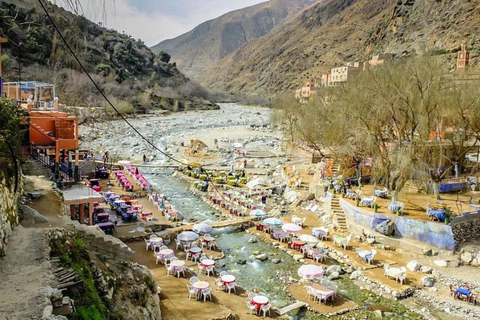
[{"x1": 37, "y1": 0, "x2": 235, "y2": 204}]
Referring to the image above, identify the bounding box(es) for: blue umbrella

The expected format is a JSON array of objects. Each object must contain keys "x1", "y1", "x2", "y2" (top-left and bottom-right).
[
  {"x1": 263, "y1": 217, "x2": 282, "y2": 227},
  {"x1": 250, "y1": 209, "x2": 267, "y2": 217}
]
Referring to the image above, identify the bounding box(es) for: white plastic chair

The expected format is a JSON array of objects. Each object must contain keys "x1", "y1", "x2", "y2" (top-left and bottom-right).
[
  {"x1": 202, "y1": 287, "x2": 212, "y2": 302},
  {"x1": 205, "y1": 266, "x2": 215, "y2": 277},
  {"x1": 176, "y1": 265, "x2": 186, "y2": 278},
  {"x1": 198, "y1": 263, "x2": 206, "y2": 275},
  {"x1": 226, "y1": 282, "x2": 236, "y2": 294},
  {"x1": 187, "y1": 284, "x2": 197, "y2": 300},
  {"x1": 248, "y1": 292, "x2": 257, "y2": 300},
  {"x1": 189, "y1": 277, "x2": 199, "y2": 285},
  {"x1": 215, "y1": 278, "x2": 224, "y2": 291},
  {"x1": 170, "y1": 256, "x2": 179, "y2": 262},
  {"x1": 220, "y1": 271, "x2": 228, "y2": 277},
  {"x1": 246, "y1": 301, "x2": 256, "y2": 315},
  {"x1": 144, "y1": 239, "x2": 152, "y2": 251},
  {"x1": 175, "y1": 238, "x2": 183, "y2": 250},
  {"x1": 260, "y1": 303, "x2": 271, "y2": 318},
  {"x1": 166, "y1": 262, "x2": 174, "y2": 276},
  {"x1": 306, "y1": 285, "x2": 316, "y2": 301}
]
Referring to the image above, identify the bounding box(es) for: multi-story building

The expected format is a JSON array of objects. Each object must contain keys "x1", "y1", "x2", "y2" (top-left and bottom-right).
[
  {"x1": 329, "y1": 62, "x2": 361, "y2": 86},
  {"x1": 295, "y1": 79, "x2": 318, "y2": 103},
  {"x1": 363, "y1": 53, "x2": 393, "y2": 70}
]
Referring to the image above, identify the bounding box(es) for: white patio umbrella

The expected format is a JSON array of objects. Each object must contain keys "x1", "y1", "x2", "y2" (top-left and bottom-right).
[
  {"x1": 298, "y1": 264, "x2": 325, "y2": 279},
  {"x1": 298, "y1": 234, "x2": 319, "y2": 246},
  {"x1": 282, "y1": 223, "x2": 302, "y2": 234},
  {"x1": 246, "y1": 178, "x2": 267, "y2": 190},
  {"x1": 192, "y1": 222, "x2": 213, "y2": 235},
  {"x1": 232, "y1": 142, "x2": 243, "y2": 148},
  {"x1": 262, "y1": 217, "x2": 282, "y2": 227},
  {"x1": 118, "y1": 160, "x2": 131, "y2": 165},
  {"x1": 177, "y1": 231, "x2": 199, "y2": 242},
  {"x1": 250, "y1": 209, "x2": 268, "y2": 217}
]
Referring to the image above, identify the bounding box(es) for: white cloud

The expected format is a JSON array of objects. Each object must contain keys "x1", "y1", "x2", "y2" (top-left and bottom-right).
[{"x1": 52, "y1": 0, "x2": 267, "y2": 46}]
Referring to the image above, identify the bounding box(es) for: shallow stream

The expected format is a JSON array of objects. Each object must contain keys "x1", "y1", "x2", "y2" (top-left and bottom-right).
[{"x1": 144, "y1": 170, "x2": 423, "y2": 319}]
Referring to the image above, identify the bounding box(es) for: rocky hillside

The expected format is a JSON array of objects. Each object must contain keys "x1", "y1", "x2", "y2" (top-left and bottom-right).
[
  {"x1": 0, "y1": 0, "x2": 216, "y2": 112},
  {"x1": 201, "y1": 0, "x2": 480, "y2": 96},
  {"x1": 152, "y1": 0, "x2": 318, "y2": 81}
]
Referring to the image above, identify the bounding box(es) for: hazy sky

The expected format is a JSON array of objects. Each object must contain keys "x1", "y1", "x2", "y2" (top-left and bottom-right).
[{"x1": 57, "y1": 0, "x2": 267, "y2": 46}]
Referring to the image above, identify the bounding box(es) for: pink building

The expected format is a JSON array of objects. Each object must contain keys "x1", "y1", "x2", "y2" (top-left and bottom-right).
[{"x1": 295, "y1": 79, "x2": 318, "y2": 103}]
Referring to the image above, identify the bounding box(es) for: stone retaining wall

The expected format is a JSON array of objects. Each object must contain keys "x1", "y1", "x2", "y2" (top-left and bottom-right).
[
  {"x1": 0, "y1": 171, "x2": 23, "y2": 257},
  {"x1": 340, "y1": 199, "x2": 455, "y2": 250},
  {"x1": 451, "y1": 212, "x2": 480, "y2": 245},
  {"x1": 66, "y1": 221, "x2": 133, "y2": 261}
]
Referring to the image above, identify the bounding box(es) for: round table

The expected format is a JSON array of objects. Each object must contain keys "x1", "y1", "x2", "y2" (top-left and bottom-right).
[
  {"x1": 150, "y1": 238, "x2": 163, "y2": 246},
  {"x1": 252, "y1": 295, "x2": 269, "y2": 311},
  {"x1": 158, "y1": 248, "x2": 173, "y2": 257},
  {"x1": 192, "y1": 281, "x2": 210, "y2": 290},
  {"x1": 200, "y1": 259, "x2": 215, "y2": 267},
  {"x1": 170, "y1": 260, "x2": 185, "y2": 276},
  {"x1": 221, "y1": 274, "x2": 235, "y2": 284},
  {"x1": 292, "y1": 241, "x2": 306, "y2": 250},
  {"x1": 203, "y1": 236, "x2": 215, "y2": 243},
  {"x1": 189, "y1": 247, "x2": 202, "y2": 254}
]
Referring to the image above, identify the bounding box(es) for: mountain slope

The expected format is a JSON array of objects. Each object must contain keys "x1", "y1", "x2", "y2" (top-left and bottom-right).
[
  {"x1": 152, "y1": 0, "x2": 318, "y2": 81},
  {"x1": 203, "y1": 0, "x2": 480, "y2": 96},
  {"x1": 0, "y1": 0, "x2": 215, "y2": 112}
]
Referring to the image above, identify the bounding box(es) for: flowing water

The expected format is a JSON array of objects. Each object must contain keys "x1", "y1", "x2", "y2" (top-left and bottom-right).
[{"x1": 144, "y1": 170, "x2": 424, "y2": 319}]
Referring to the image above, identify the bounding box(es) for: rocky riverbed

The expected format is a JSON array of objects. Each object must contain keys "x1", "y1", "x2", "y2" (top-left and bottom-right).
[{"x1": 77, "y1": 103, "x2": 480, "y2": 319}]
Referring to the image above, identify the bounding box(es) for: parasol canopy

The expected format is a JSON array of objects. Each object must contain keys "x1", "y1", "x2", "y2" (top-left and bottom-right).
[
  {"x1": 192, "y1": 222, "x2": 213, "y2": 235},
  {"x1": 282, "y1": 223, "x2": 302, "y2": 233},
  {"x1": 232, "y1": 142, "x2": 243, "y2": 148},
  {"x1": 298, "y1": 264, "x2": 325, "y2": 279},
  {"x1": 177, "y1": 231, "x2": 199, "y2": 242},
  {"x1": 118, "y1": 160, "x2": 131, "y2": 165},
  {"x1": 298, "y1": 234, "x2": 319, "y2": 246},
  {"x1": 246, "y1": 178, "x2": 267, "y2": 189},
  {"x1": 262, "y1": 217, "x2": 283, "y2": 227},
  {"x1": 250, "y1": 209, "x2": 268, "y2": 217}
]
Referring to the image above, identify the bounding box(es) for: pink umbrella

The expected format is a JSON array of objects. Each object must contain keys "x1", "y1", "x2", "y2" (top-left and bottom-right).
[
  {"x1": 298, "y1": 264, "x2": 324, "y2": 279},
  {"x1": 282, "y1": 223, "x2": 302, "y2": 234}
]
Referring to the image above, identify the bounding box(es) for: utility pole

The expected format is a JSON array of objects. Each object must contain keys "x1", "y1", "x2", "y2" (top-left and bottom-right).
[{"x1": 0, "y1": 36, "x2": 8, "y2": 96}]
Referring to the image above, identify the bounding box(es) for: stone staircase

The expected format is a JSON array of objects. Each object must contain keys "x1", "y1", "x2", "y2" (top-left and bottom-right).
[{"x1": 331, "y1": 196, "x2": 348, "y2": 232}]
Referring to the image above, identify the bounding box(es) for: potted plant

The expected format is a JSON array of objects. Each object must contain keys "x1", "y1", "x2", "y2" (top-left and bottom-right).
[{"x1": 444, "y1": 207, "x2": 452, "y2": 224}]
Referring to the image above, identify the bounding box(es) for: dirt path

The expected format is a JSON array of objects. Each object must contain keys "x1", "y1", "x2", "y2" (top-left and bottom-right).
[{"x1": 0, "y1": 226, "x2": 54, "y2": 319}]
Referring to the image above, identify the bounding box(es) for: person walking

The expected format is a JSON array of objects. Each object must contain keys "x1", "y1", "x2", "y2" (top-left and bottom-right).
[
  {"x1": 143, "y1": 154, "x2": 147, "y2": 162},
  {"x1": 243, "y1": 159, "x2": 247, "y2": 168}
]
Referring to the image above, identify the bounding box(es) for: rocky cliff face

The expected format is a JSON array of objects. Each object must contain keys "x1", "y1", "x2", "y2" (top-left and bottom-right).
[
  {"x1": 198, "y1": 0, "x2": 480, "y2": 96},
  {"x1": 0, "y1": 162, "x2": 22, "y2": 257},
  {"x1": 152, "y1": 0, "x2": 318, "y2": 80}
]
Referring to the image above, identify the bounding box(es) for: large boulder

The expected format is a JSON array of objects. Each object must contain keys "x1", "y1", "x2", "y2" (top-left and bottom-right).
[
  {"x1": 20, "y1": 205, "x2": 49, "y2": 223},
  {"x1": 460, "y1": 252, "x2": 473, "y2": 265},
  {"x1": 255, "y1": 253, "x2": 268, "y2": 261},
  {"x1": 434, "y1": 260, "x2": 447, "y2": 267},
  {"x1": 406, "y1": 260, "x2": 421, "y2": 272},
  {"x1": 422, "y1": 276, "x2": 435, "y2": 287},
  {"x1": 328, "y1": 272, "x2": 340, "y2": 280},
  {"x1": 420, "y1": 266, "x2": 433, "y2": 274},
  {"x1": 326, "y1": 265, "x2": 342, "y2": 275},
  {"x1": 375, "y1": 219, "x2": 395, "y2": 236},
  {"x1": 350, "y1": 271, "x2": 362, "y2": 280}
]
